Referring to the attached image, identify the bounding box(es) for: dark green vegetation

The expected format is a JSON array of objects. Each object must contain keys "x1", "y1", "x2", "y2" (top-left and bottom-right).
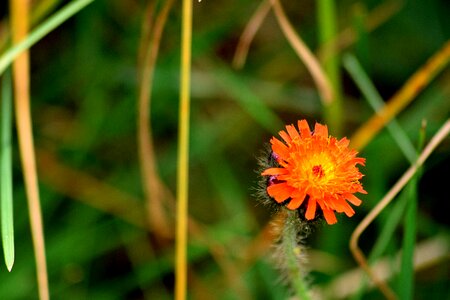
[{"x1": 0, "y1": 0, "x2": 449, "y2": 299}]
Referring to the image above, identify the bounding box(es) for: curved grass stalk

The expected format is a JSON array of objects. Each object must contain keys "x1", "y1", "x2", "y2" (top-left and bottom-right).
[
  {"x1": 137, "y1": 0, "x2": 174, "y2": 239},
  {"x1": 232, "y1": 0, "x2": 271, "y2": 69},
  {"x1": 350, "y1": 119, "x2": 450, "y2": 300},
  {"x1": 270, "y1": 0, "x2": 334, "y2": 106}
]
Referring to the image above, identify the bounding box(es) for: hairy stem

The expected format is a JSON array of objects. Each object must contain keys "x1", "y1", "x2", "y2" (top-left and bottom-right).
[{"x1": 281, "y1": 211, "x2": 312, "y2": 300}]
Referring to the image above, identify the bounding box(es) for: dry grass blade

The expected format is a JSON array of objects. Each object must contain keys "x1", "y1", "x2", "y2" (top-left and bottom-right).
[
  {"x1": 270, "y1": 0, "x2": 333, "y2": 105},
  {"x1": 137, "y1": 0, "x2": 175, "y2": 239},
  {"x1": 350, "y1": 119, "x2": 450, "y2": 300},
  {"x1": 137, "y1": 2, "x2": 156, "y2": 67},
  {"x1": 350, "y1": 40, "x2": 450, "y2": 150},
  {"x1": 9, "y1": 0, "x2": 49, "y2": 299},
  {"x1": 232, "y1": 0, "x2": 271, "y2": 69}
]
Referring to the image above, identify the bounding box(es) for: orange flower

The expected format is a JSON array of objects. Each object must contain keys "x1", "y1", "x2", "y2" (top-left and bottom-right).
[{"x1": 261, "y1": 120, "x2": 366, "y2": 224}]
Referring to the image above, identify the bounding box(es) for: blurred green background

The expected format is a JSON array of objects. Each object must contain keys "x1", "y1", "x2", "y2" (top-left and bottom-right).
[{"x1": 1, "y1": 0, "x2": 449, "y2": 299}]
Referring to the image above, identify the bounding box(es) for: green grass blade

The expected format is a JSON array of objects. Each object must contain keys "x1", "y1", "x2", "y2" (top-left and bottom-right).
[
  {"x1": 317, "y1": 0, "x2": 343, "y2": 135},
  {"x1": 1, "y1": 70, "x2": 14, "y2": 271},
  {"x1": 397, "y1": 175, "x2": 417, "y2": 299},
  {"x1": 398, "y1": 124, "x2": 425, "y2": 299},
  {"x1": 368, "y1": 191, "x2": 408, "y2": 262},
  {"x1": 343, "y1": 53, "x2": 417, "y2": 164},
  {"x1": 0, "y1": 0, "x2": 95, "y2": 75}
]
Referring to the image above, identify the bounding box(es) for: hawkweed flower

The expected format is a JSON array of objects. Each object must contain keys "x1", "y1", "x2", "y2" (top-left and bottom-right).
[{"x1": 261, "y1": 119, "x2": 366, "y2": 225}]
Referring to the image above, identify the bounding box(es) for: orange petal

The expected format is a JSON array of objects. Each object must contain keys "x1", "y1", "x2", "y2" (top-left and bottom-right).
[
  {"x1": 338, "y1": 137, "x2": 349, "y2": 148},
  {"x1": 297, "y1": 119, "x2": 311, "y2": 138},
  {"x1": 286, "y1": 196, "x2": 306, "y2": 210},
  {"x1": 286, "y1": 125, "x2": 300, "y2": 141},
  {"x1": 279, "y1": 130, "x2": 291, "y2": 144},
  {"x1": 339, "y1": 200, "x2": 355, "y2": 216},
  {"x1": 291, "y1": 189, "x2": 306, "y2": 200},
  {"x1": 353, "y1": 157, "x2": 366, "y2": 166},
  {"x1": 271, "y1": 138, "x2": 290, "y2": 158},
  {"x1": 261, "y1": 168, "x2": 288, "y2": 176},
  {"x1": 267, "y1": 183, "x2": 294, "y2": 203},
  {"x1": 345, "y1": 194, "x2": 362, "y2": 206},
  {"x1": 328, "y1": 197, "x2": 346, "y2": 212},
  {"x1": 314, "y1": 123, "x2": 328, "y2": 137},
  {"x1": 305, "y1": 198, "x2": 317, "y2": 220},
  {"x1": 323, "y1": 208, "x2": 337, "y2": 224},
  {"x1": 315, "y1": 197, "x2": 327, "y2": 209}
]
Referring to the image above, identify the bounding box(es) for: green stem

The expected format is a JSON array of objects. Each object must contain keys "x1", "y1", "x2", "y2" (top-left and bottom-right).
[
  {"x1": 399, "y1": 123, "x2": 425, "y2": 299},
  {"x1": 281, "y1": 211, "x2": 312, "y2": 300},
  {"x1": 317, "y1": 0, "x2": 342, "y2": 135},
  {"x1": 1, "y1": 70, "x2": 15, "y2": 271}
]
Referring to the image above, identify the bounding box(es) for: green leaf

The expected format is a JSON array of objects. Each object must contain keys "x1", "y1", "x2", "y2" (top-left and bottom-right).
[
  {"x1": 1, "y1": 70, "x2": 14, "y2": 271},
  {"x1": 343, "y1": 53, "x2": 417, "y2": 164}
]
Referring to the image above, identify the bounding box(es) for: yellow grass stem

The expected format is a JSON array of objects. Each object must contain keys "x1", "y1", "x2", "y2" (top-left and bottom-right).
[
  {"x1": 9, "y1": 0, "x2": 49, "y2": 299},
  {"x1": 350, "y1": 40, "x2": 450, "y2": 150},
  {"x1": 176, "y1": 0, "x2": 192, "y2": 299}
]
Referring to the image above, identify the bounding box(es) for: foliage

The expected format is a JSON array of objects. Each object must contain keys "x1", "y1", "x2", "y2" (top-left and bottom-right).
[{"x1": 0, "y1": 0, "x2": 449, "y2": 299}]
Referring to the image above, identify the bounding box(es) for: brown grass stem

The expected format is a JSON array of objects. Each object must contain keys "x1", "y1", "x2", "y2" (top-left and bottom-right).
[
  {"x1": 350, "y1": 119, "x2": 450, "y2": 300},
  {"x1": 9, "y1": 0, "x2": 49, "y2": 299},
  {"x1": 137, "y1": 0, "x2": 174, "y2": 239},
  {"x1": 232, "y1": 0, "x2": 271, "y2": 69},
  {"x1": 270, "y1": 0, "x2": 333, "y2": 105},
  {"x1": 233, "y1": 1, "x2": 402, "y2": 72}
]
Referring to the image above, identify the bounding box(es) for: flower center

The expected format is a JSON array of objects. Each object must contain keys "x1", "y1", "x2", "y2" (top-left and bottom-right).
[{"x1": 312, "y1": 165, "x2": 324, "y2": 178}]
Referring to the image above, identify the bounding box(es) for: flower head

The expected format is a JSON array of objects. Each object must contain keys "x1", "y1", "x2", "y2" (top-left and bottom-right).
[{"x1": 261, "y1": 120, "x2": 366, "y2": 224}]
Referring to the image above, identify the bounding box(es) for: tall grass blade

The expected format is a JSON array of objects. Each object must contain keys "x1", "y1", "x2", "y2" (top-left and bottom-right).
[
  {"x1": 343, "y1": 53, "x2": 417, "y2": 163},
  {"x1": 1, "y1": 70, "x2": 14, "y2": 271},
  {"x1": 317, "y1": 0, "x2": 343, "y2": 134},
  {"x1": 176, "y1": 0, "x2": 192, "y2": 298},
  {"x1": 398, "y1": 124, "x2": 425, "y2": 299}
]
